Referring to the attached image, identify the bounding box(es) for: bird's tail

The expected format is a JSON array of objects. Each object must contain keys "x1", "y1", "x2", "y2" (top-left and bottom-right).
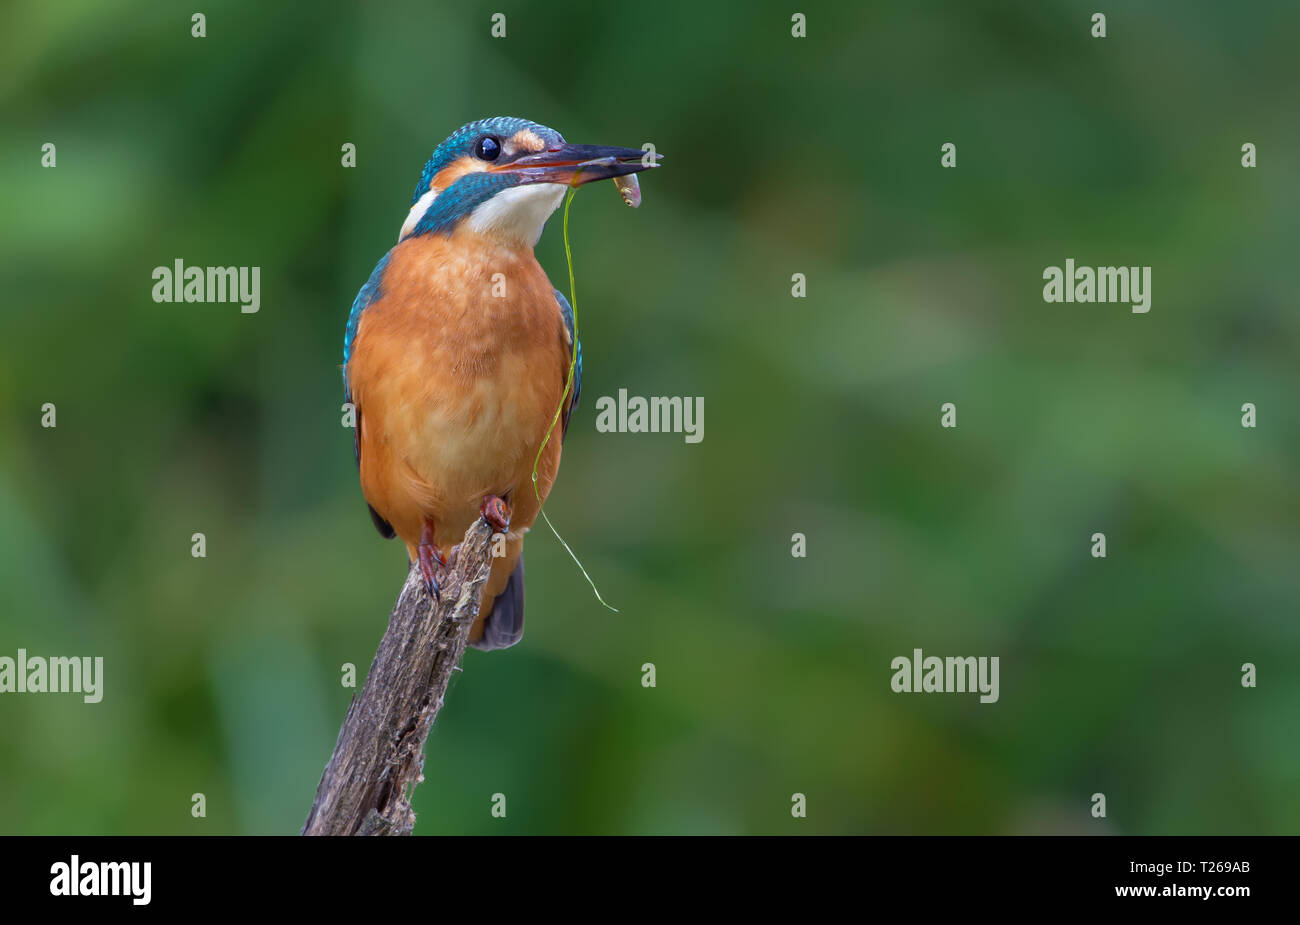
[{"x1": 470, "y1": 554, "x2": 525, "y2": 651}]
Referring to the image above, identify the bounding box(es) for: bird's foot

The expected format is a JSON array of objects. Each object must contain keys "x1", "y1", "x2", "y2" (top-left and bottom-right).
[
  {"x1": 417, "y1": 547, "x2": 445, "y2": 601},
  {"x1": 418, "y1": 519, "x2": 448, "y2": 601},
  {"x1": 480, "y1": 495, "x2": 511, "y2": 534}
]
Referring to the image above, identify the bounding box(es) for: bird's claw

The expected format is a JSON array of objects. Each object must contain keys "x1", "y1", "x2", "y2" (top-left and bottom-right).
[
  {"x1": 480, "y1": 495, "x2": 511, "y2": 534},
  {"x1": 417, "y1": 517, "x2": 448, "y2": 601},
  {"x1": 417, "y1": 546, "x2": 444, "y2": 602}
]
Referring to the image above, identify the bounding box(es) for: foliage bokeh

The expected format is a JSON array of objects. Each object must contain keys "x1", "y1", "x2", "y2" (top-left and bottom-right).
[{"x1": 1, "y1": 0, "x2": 1297, "y2": 834}]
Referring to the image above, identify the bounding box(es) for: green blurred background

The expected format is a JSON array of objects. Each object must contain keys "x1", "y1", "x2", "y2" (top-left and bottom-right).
[{"x1": 1, "y1": 0, "x2": 1297, "y2": 835}]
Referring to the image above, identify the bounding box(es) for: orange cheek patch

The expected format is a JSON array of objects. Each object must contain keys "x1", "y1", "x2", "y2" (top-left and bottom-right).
[{"x1": 430, "y1": 156, "x2": 486, "y2": 191}]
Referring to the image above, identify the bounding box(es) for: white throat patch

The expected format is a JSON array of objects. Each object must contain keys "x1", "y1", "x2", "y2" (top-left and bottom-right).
[
  {"x1": 399, "y1": 188, "x2": 439, "y2": 241},
  {"x1": 464, "y1": 183, "x2": 566, "y2": 248}
]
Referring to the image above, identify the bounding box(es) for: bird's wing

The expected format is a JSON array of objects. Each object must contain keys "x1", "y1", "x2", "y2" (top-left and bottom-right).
[
  {"x1": 555, "y1": 287, "x2": 582, "y2": 437},
  {"x1": 344, "y1": 253, "x2": 396, "y2": 539}
]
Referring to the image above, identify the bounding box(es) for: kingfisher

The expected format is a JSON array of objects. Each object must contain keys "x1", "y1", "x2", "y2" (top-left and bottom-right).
[{"x1": 342, "y1": 117, "x2": 658, "y2": 650}]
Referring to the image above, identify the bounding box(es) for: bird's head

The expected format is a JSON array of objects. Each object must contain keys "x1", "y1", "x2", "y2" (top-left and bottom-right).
[{"x1": 399, "y1": 116, "x2": 659, "y2": 247}]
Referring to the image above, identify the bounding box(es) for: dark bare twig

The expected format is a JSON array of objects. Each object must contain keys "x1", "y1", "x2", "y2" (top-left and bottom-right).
[{"x1": 302, "y1": 518, "x2": 494, "y2": 836}]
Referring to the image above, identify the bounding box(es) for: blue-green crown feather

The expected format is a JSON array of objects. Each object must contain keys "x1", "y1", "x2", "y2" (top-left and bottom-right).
[
  {"x1": 405, "y1": 117, "x2": 564, "y2": 239},
  {"x1": 410, "y1": 116, "x2": 561, "y2": 204}
]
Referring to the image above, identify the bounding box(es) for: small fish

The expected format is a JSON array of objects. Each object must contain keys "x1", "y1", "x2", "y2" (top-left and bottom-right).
[{"x1": 614, "y1": 173, "x2": 641, "y2": 208}]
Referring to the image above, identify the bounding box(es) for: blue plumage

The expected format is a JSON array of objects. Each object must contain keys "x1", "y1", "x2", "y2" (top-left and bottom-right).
[
  {"x1": 343, "y1": 252, "x2": 389, "y2": 380},
  {"x1": 408, "y1": 117, "x2": 560, "y2": 205},
  {"x1": 555, "y1": 288, "x2": 582, "y2": 434},
  {"x1": 409, "y1": 171, "x2": 518, "y2": 239},
  {"x1": 342, "y1": 252, "x2": 397, "y2": 538}
]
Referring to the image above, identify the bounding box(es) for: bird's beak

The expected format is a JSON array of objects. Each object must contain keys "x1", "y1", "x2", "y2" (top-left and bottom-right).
[{"x1": 495, "y1": 143, "x2": 661, "y2": 187}]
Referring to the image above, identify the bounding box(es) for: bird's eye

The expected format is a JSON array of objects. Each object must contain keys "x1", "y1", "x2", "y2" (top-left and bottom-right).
[{"x1": 475, "y1": 136, "x2": 501, "y2": 161}]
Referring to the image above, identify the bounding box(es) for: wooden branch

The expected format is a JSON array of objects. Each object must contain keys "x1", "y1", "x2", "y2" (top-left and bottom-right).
[{"x1": 302, "y1": 517, "x2": 494, "y2": 836}]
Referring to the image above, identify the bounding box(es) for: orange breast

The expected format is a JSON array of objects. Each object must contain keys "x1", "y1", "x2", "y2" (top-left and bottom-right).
[{"x1": 346, "y1": 230, "x2": 571, "y2": 552}]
